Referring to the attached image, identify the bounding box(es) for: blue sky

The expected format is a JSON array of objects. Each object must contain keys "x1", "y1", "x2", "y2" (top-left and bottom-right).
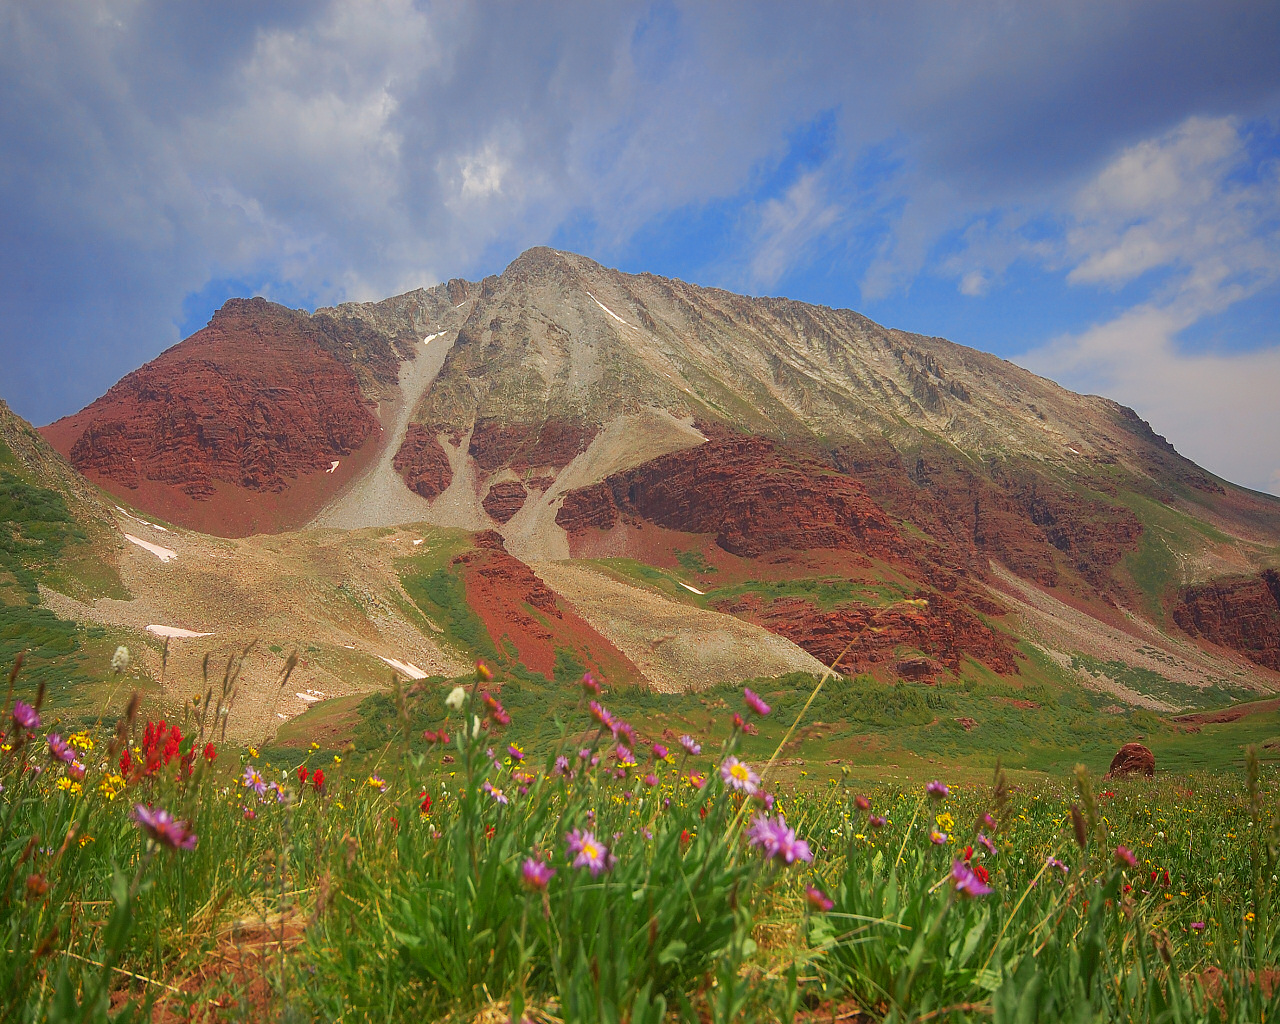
[{"x1": 2, "y1": 1, "x2": 1279, "y2": 493}]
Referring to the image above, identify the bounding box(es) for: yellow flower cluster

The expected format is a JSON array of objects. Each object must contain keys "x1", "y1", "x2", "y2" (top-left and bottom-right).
[
  {"x1": 935, "y1": 812, "x2": 955, "y2": 832},
  {"x1": 56, "y1": 777, "x2": 83, "y2": 795},
  {"x1": 98, "y1": 773, "x2": 126, "y2": 801},
  {"x1": 68, "y1": 731, "x2": 94, "y2": 752}
]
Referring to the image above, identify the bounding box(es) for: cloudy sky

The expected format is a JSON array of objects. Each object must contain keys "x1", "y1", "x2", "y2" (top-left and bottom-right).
[{"x1": 3, "y1": 1, "x2": 1279, "y2": 493}]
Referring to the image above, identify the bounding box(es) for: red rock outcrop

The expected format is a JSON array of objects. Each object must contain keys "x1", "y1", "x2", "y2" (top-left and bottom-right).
[
  {"x1": 719, "y1": 590, "x2": 1019, "y2": 677},
  {"x1": 394, "y1": 425, "x2": 454, "y2": 500},
  {"x1": 40, "y1": 298, "x2": 379, "y2": 534},
  {"x1": 453, "y1": 531, "x2": 641, "y2": 683},
  {"x1": 469, "y1": 418, "x2": 597, "y2": 473},
  {"x1": 482, "y1": 480, "x2": 528, "y2": 523},
  {"x1": 1173, "y1": 570, "x2": 1280, "y2": 671},
  {"x1": 557, "y1": 435, "x2": 907, "y2": 559},
  {"x1": 1106, "y1": 742, "x2": 1155, "y2": 778}
]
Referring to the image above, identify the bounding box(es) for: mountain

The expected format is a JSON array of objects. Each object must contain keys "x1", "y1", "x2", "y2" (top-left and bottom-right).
[{"x1": 35, "y1": 248, "x2": 1280, "y2": 698}]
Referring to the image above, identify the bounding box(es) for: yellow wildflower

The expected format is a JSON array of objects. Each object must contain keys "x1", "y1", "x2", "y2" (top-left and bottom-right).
[
  {"x1": 98, "y1": 773, "x2": 126, "y2": 801},
  {"x1": 68, "y1": 731, "x2": 94, "y2": 751},
  {"x1": 935, "y1": 812, "x2": 955, "y2": 832}
]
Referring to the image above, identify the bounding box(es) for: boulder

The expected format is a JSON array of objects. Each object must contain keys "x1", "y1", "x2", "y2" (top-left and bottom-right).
[{"x1": 1106, "y1": 742, "x2": 1155, "y2": 778}]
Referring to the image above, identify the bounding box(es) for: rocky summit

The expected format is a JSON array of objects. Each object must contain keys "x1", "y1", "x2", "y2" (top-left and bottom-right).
[{"x1": 23, "y1": 246, "x2": 1280, "y2": 712}]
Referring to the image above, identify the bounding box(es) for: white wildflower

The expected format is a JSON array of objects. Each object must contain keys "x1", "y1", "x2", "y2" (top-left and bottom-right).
[
  {"x1": 445, "y1": 686, "x2": 467, "y2": 711},
  {"x1": 111, "y1": 646, "x2": 130, "y2": 673}
]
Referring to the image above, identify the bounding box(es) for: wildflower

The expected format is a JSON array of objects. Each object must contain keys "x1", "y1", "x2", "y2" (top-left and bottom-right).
[
  {"x1": 57, "y1": 777, "x2": 81, "y2": 794},
  {"x1": 98, "y1": 773, "x2": 125, "y2": 800},
  {"x1": 269, "y1": 782, "x2": 289, "y2": 804},
  {"x1": 578, "y1": 747, "x2": 591, "y2": 760},
  {"x1": 580, "y1": 671, "x2": 600, "y2": 695},
  {"x1": 203, "y1": 743, "x2": 216, "y2": 762},
  {"x1": 680, "y1": 829, "x2": 693, "y2": 846},
  {"x1": 483, "y1": 694, "x2": 510, "y2": 726},
  {"x1": 615, "y1": 744, "x2": 636, "y2": 766},
  {"x1": 980, "y1": 812, "x2": 996, "y2": 829},
  {"x1": 743, "y1": 687, "x2": 771, "y2": 716},
  {"x1": 930, "y1": 830, "x2": 949, "y2": 845},
  {"x1": 67, "y1": 760, "x2": 86, "y2": 782},
  {"x1": 687, "y1": 773, "x2": 706, "y2": 790},
  {"x1": 133, "y1": 804, "x2": 197, "y2": 851},
  {"x1": 644, "y1": 773, "x2": 658, "y2": 787},
  {"x1": 963, "y1": 844, "x2": 974, "y2": 861},
  {"x1": 747, "y1": 813, "x2": 813, "y2": 864},
  {"x1": 679, "y1": 734, "x2": 701, "y2": 756},
  {"x1": 972, "y1": 863, "x2": 990, "y2": 885},
  {"x1": 615, "y1": 721, "x2": 637, "y2": 747},
  {"x1": 68, "y1": 731, "x2": 93, "y2": 752},
  {"x1": 419, "y1": 791, "x2": 432, "y2": 815},
  {"x1": 1191, "y1": 921, "x2": 1206, "y2": 931},
  {"x1": 1115, "y1": 845, "x2": 1138, "y2": 869},
  {"x1": 367, "y1": 775, "x2": 388, "y2": 793},
  {"x1": 651, "y1": 742, "x2": 669, "y2": 761},
  {"x1": 805, "y1": 886, "x2": 834, "y2": 912},
  {"x1": 1046, "y1": 856, "x2": 1070, "y2": 877},
  {"x1": 868, "y1": 814, "x2": 887, "y2": 829},
  {"x1": 952, "y1": 859, "x2": 992, "y2": 897},
  {"x1": 522, "y1": 857, "x2": 555, "y2": 890},
  {"x1": 756, "y1": 791, "x2": 775, "y2": 810},
  {"x1": 553, "y1": 754, "x2": 570, "y2": 776},
  {"x1": 483, "y1": 781, "x2": 508, "y2": 805},
  {"x1": 565, "y1": 829, "x2": 612, "y2": 875},
  {"x1": 242, "y1": 767, "x2": 267, "y2": 795},
  {"x1": 297, "y1": 765, "x2": 310, "y2": 785},
  {"x1": 248, "y1": 747, "x2": 258, "y2": 758},
  {"x1": 720, "y1": 756, "x2": 760, "y2": 795},
  {"x1": 642, "y1": 827, "x2": 653, "y2": 840},
  {"x1": 476, "y1": 660, "x2": 493, "y2": 681},
  {"x1": 936, "y1": 811, "x2": 955, "y2": 833},
  {"x1": 312, "y1": 768, "x2": 325, "y2": 790},
  {"x1": 12, "y1": 701, "x2": 39, "y2": 731},
  {"x1": 731, "y1": 712, "x2": 746, "y2": 731},
  {"x1": 507, "y1": 743, "x2": 524, "y2": 762},
  {"x1": 977, "y1": 832, "x2": 997, "y2": 855},
  {"x1": 47, "y1": 734, "x2": 75, "y2": 763},
  {"x1": 926, "y1": 780, "x2": 949, "y2": 800},
  {"x1": 445, "y1": 686, "x2": 467, "y2": 711},
  {"x1": 854, "y1": 794, "x2": 871, "y2": 811},
  {"x1": 111, "y1": 646, "x2": 130, "y2": 673}
]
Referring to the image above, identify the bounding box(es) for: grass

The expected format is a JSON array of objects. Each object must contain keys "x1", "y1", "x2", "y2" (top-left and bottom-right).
[{"x1": 3, "y1": 659, "x2": 1279, "y2": 1023}]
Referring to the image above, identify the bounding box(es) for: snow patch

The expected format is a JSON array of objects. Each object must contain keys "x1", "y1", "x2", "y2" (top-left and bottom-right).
[
  {"x1": 327, "y1": 460, "x2": 340, "y2": 474},
  {"x1": 586, "y1": 292, "x2": 634, "y2": 328},
  {"x1": 295, "y1": 691, "x2": 324, "y2": 704},
  {"x1": 412, "y1": 539, "x2": 424, "y2": 546},
  {"x1": 116, "y1": 506, "x2": 169, "y2": 532},
  {"x1": 678, "y1": 582, "x2": 705, "y2": 595},
  {"x1": 379, "y1": 656, "x2": 428, "y2": 680},
  {"x1": 423, "y1": 332, "x2": 444, "y2": 343},
  {"x1": 125, "y1": 534, "x2": 177, "y2": 563},
  {"x1": 1067, "y1": 446, "x2": 1080, "y2": 455},
  {"x1": 146, "y1": 624, "x2": 214, "y2": 638}
]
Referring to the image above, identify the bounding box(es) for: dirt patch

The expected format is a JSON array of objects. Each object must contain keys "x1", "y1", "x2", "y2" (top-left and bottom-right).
[{"x1": 1173, "y1": 697, "x2": 1280, "y2": 725}]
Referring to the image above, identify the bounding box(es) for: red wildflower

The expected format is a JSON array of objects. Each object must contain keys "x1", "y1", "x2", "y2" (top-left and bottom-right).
[
  {"x1": 389, "y1": 816, "x2": 399, "y2": 831},
  {"x1": 119, "y1": 748, "x2": 132, "y2": 776},
  {"x1": 419, "y1": 791, "x2": 432, "y2": 815},
  {"x1": 485, "y1": 824, "x2": 496, "y2": 840},
  {"x1": 973, "y1": 863, "x2": 989, "y2": 884},
  {"x1": 203, "y1": 743, "x2": 216, "y2": 762},
  {"x1": 699, "y1": 805, "x2": 708, "y2": 820},
  {"x1": 964, "y1": 845, "x2": 974, "y2": 861},
  {"x1": 680, "y1": 829, "x2": 693, "y2": 846},
  {"x1": 297, "y1": 765, "x2": 310, "y2": 785},
  {"x1": 312, "y1": 768, "x2": 325, "y2": 790}
]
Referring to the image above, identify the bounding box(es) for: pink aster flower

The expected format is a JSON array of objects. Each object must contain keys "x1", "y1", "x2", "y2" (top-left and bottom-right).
[
  {"x1": 644, "y1": 773, "x2": 658, "y2": 787},
  {"x1": 951, "y1": 859, "x2": 992, "y2": 897},
  {"x1": 242, "y1": 766, "x2": 267, "y2": 795},
  {"x1": 930, "y1": 830, "x2": 949, "y2": 845},
  {"x1": 926, "y1": 780, "x2": 949, "y2": 800},
  {"x1": 615, "y1": 744, "x2": 636, "y2": 766},
  {"x1": 67, "y1": 760, "x2": 86, "y2": 782},
  {"x1": 1190, "y1": 921, "x2": 1206, "y2": 931},
  {"x1": 720, "y1": 756, "x2": 760, "y2": 795},
  {"x1": 133, "y1": 804, "x2": 197, "y2": 851},
  {"x1": 12, "y1": 700, "x2": 40, "y2": 731},
  {"x1": 565, "y1": 829, "x2": 612, "y2": 876},
  {"x1": 678, "y1": 734, "x2": 701, "y2": 756},
  {"x1": 854, "y1": 794, "x2": 871, "y2": 811},
  {"x1": 805, "y1": 886, "x2": 834, "y2": 911},
  {"x1": 507, "y1": 744, "x2": 524, "y2": 762},
  {"x1": 521, "y1": 857, "x2": 555, "y2": 891},
  {"x1": 651, "y1": 742, "x2": 669, "y2": 760},
  {"x1": 746, "y1": 813, "x2": 812, "y2": 864},
  {"x1": 977, "y1": 832, "x2": 997, "y2": 855},
  {"x1": 47, "y1": 734, "x2": 75, "y2": 763},
  {"x1": 483, "y1": 781, "x2": 508, "y2": 805},
  {"x1": 743, "y1": 687, "x2": 771, "y2": 716},
  {"x1": 553, "y1": 754, "x2": 570, "y2": 776},
  {"x1": 580, "y1": 672, "x2": 600, "y2": 695},
  {"x1": 614, "y1": 722, "x2": 637, "y2": 747},
  {"x1": 588, "y1": 701, "x2": 614, "y2": 731},
  {"x1": 1115, "y1": 845, "x2": 1137, "y2": 869},
  {"x1": 868, "y1": 814, "x2": 887, "y2": 829}
]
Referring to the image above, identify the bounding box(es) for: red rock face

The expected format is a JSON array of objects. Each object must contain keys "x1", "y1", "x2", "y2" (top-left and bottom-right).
[
  {"x1": 469, "y1": 418, "x2": 597, "y2": 473},
  {"x1": 394, "y1": 424, "x2": 453, "y2": 500},
  {"x1": 454, "y1": 531, "x2": 641, "y2": 683},
  {"x1": 482, "y1": 480, "x2": 528, "y2": 523},
  {"x1": 1173, "y1": 570, "x2": 1280, "y2": 671},
  {"x1": 40, "y1": 298, "x2": 379, "y2": 534},
  {"x1": 720, "y1": 590, "x2": 1019, "y2": 677},
  {"x1": 1106, "y1": 742, "x2": 1155, "y2": 778},
  {"x1": 557, "y1": 435, "x2": 907, "y2": 559}
]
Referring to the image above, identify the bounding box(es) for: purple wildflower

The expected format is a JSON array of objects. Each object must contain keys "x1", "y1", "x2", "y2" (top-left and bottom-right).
[
  {"x1": 644, "y1": 773, "x2": 658, "y2": 787},
  {"x1": 756, "y1": 791, "x2": 775, "y2": 810},
  {"x1": 133, "y1": 804, "x2": 197, "y2": 851},
  {"x1": 615, "y1": 744, "x2": 635, "y2": 765},
  {"x1": 926, "y1": 780, "x2": 949, "y2": 800},
  {"x1": 578, "y1": 747, "x2": 591, "y2": 760},
  {"x1": 580, "y1": 672, "x2": 600, "y2": 695},
  {"x1": 951, "y1": 859, "x2": 992, "y2": 897},
  {"x1": 651, "y1": 742, "x2": 669, "y2": 761},
  {"x1": 483, "y1": 781, "x2": 509, "y2": 805},
  {"x1": 977, "y1": 832, "x2": 997, "y2": 855},
  {"x1": 47, "y1": 734, "x2": 75, "y2": 764},
  {"x1": 588, "y1": 701, "x2": 614, "y2": 731},
  {"x1": 507, "y1": 744, "x2": 524, "y2": 762},
  {"x1": 12, "y1": 701, "x2": 40, "y2": 731},
  {"x1": 746, "y1": 813, "x2": 813, "y2": 864},
  {"x1": 521, "y1": 857, "x2": 555, "y2": 891},
  {"x1": 565, "y1": 829, "x2": 612, "y2": 875},
  {"x1": 1191, "y1": 921, "x2": 1206, "y2": 931},
  {"x1": 930, "y1": 830, "x2": 949, "y2": 845},
  {"x1": 720, "y1": 756, "x2": 760, "y2": 795},
  {"x1": 868, "y1": 814, "x2": 887, "y2": 829},
  {"x1": 1046, "y1": 856, "x2": 1070, "y2": 877},
  {"x1": 242, "y1": 766, "x2": 267, "y2": 795},
  {"x1": 805, "y1": 886, "x2": 834, "y2": 911},
  {"x1": 678, "y1": 734, "x2": 701, "y2": 756},
  {"x1": 554, "y1": 754, "x2": 570, "y2": 776},
  {"x1": 615, "y1": 722, "x2": 637, "y2": 748},
  {"x1": 1115, "y1": 845, "x2": 1137, "y2": 869},
  {"x1": 743, "y1": 687, "x2": 771, "y2": 716}
]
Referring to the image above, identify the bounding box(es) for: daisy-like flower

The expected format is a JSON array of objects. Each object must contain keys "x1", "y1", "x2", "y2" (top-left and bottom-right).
[
  {"x1": 805, "y1": 886, "x2": 834, "y2": 911},
  {"x1": 678, "y1": 734, "x2": 701, "y2": 756},
  {"x1": 483, "y1": 780, "x2": 508, "y2": 805},
  {"x1": 553, "y1": 754, "x2": 570, "y2": 776},
  {"x1": 976, "y1": 832, "x2": 997, "y2": 855},
  {"x1": 47, "y1": 734, "x2": 75, "y2": 764},
  {"x1": 476, "y1": 660, "x2": 493, "y2": 681},
  {"x1": 743, "y1": 687, "x2": 771, "y2": 716},
  {"x1": 854, "y1": 794, "x2": 871, "y2": 811},
  {"x1": 746, "y1": 813, "x2": 812, "y2": 864},
  {"x1": 1115, "y1": 845, "x2": 1137, "y2": 869},
  {"x1": 580, "y1": 672, "x2": 601, "y2": 695},
  {"x1": 507, "y1": 743, "x2": 524, "y2": 762},
  {"x1": 687, "y1": 772, "x2": 706, "y2": 790},
  {"x1": 720, "y1": 756, "x2": 760, "y2": 795},
  {"x1": 615, "y1": 744, "x2": 636, "y2": 766},
  {"x1": 868, "y1": 814, "x2": 887, "y2": 829},
  {"x1": 1046, "y1": 856, "x2": 1070, "y2": 876},
  {"x1": 242, "y1": 766, "x2": 267, "y2": 795},
  {"x1": 133, "y1": 804, "x2": 197, "y2": 851},
  {"x1": 12, "y1": 701, "x2": 40, "y2": 731},
  {"x1": 651, "y1": 742, "x2": 669, "y2": 760},
  {"x1": 588, "y1": 701, "x2": 614, "y2": 731},
  {"x1": 367, "y1": 774, "x2": 388, "y2": 793},
  {"x1": 565, "y1": 829, "x2": 612, "y2": 875},
  {"x1": 522, "y1": 857, "x2": 555, "y2": 890},
  {"x1": 445, "y1": 686, "x2": 467, "y2": 711},
  {"x1": 67, "y1": 760, "x2": 86, "y2": 783},
  {"x1": 926, "y1": 780, "x2": 949, "y2": 800},
  {"x1": 951, "y1": 859, "x2": 992, "y2": 897},
  {"x1": 930, "y1": 830, "x2": 949, "y2": 845}
]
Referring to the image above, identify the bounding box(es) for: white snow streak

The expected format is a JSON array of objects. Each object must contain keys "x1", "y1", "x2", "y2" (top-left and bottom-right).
[
  {"x1": 146, "y1": 624, "x2": 213, "y2": 638},
  {"x1": 423, "y1": 332, "x2": 444, "y2": 343},
  {"x1": 116, "y1": 506, "x2": 169, "y2": 532},
  {"x1": 327, "y1": 460, "x2": 340, "y2": 473},
  {"x1": 125, "y1": 534, "x2": 177, "y2": 563},
  {"x1": 678, "y1": 582, "x2": 705, "y2": 595},
  {"x1": 586, "y1": 292, "x2": 634, "y2": 328},
  {"x1": 379, "y1": 656, "x2": 428, "y2": 680}
]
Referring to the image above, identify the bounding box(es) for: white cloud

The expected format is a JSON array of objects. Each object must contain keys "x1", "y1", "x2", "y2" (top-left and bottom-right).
[
  {"x1": 1020, "y1": 116, "x2": 1280, "y2": 494},
  {"x1": 745, "y1": 171, "x2": 841, "y2": 287}
]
